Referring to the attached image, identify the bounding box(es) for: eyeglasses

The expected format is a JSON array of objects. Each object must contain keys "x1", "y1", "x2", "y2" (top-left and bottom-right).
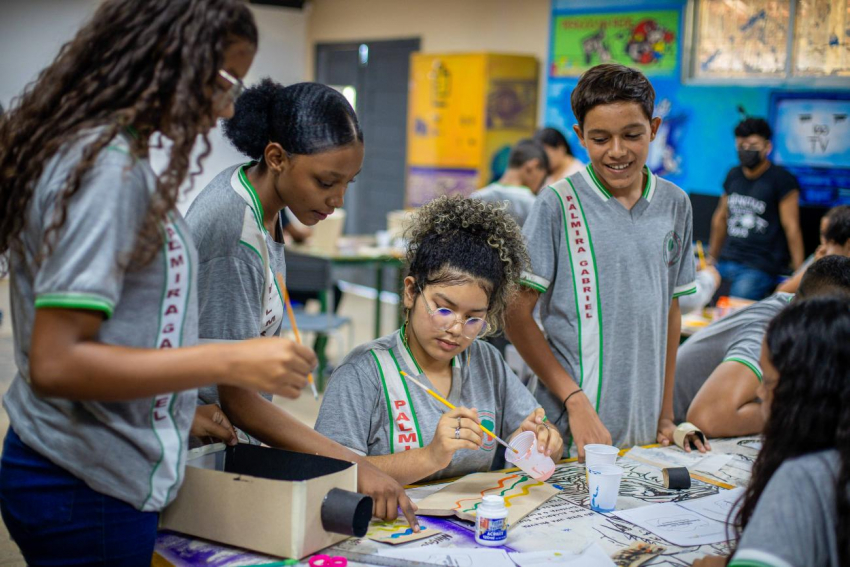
[
  {"x1": 417, "y1": 285, "x2": 488, "y2": 339},
  {"x1": 217, "y1": 69, "x2": 245, "y2": 104}
]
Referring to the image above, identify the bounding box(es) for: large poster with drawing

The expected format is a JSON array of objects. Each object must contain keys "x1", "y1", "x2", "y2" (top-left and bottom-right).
[{"x1": 550, "y1": 10, "x2": 679, "y2": 78}]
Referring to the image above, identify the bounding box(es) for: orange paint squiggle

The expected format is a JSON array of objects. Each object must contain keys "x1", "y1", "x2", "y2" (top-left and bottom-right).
[{"x1": 452, "y1": 473, "x2": 519, "y2": 511}]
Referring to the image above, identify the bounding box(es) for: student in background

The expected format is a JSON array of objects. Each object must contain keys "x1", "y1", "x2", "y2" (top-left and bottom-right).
[
  {"x1": 535, "y1": 127, "x2": 585, "y2": 184},
  {"x1": 0, "y1": 1, "x2": 307, "y2": 563},
  {"x1": 506, "y1": 63, "x2": 701, "y2": 460},
  {"x1": 186, "y1": 79, "x2": 417, "y2": 525},
  {"x1": 316, "y1": 197, "x2": 563, "y2": 485},
  {"x1": 693, "y1": 296, "x2": 850, "y2": 567},
  {"x1": 777, "y1": 205, "x2": 850, "y2": 294},
  {"x1": 675, "y1": 255, "x2": 850, "y2": 438},
  {"x1": 708, "y1": 117, "x2": 804, "y2": 300},
  {"x1": 471, "y1": 139, "x2": 549, "y2": 227}
]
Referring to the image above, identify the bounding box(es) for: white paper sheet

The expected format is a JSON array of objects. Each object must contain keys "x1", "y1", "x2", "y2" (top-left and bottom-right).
[
  {"x1": 378, "y1": 547, "x2": 515, "y2": 567},
  {"x1": 678, "y1": 487, "x2": 744, "y2": 523},
  {"x1": 612, "y1": 501, "x2": 733, "y2": 546},
  {"x1": 509, "y1": 544, "x2": 616, "y2": 566},
  {"x1": 624, "y1": 445, "x2": 733, "y2": 476}
]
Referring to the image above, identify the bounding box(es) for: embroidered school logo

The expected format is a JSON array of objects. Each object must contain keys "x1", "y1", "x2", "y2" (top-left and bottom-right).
[
  {"x1": 478, "y1": 410, "x2": 497, "y2": 451},
  {"x1": 663, "y1": 230, "x2": 682, "y2": 267}
]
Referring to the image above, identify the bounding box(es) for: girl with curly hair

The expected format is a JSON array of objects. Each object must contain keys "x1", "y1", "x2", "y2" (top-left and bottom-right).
[
  {"x1": 315, "y1": 196, "x2": 563, "y2": 485},
  {"x1": 693, "y1": 296, "x2": 850, "y2": 567},
  {"x1": 0, "y1": 1, "x2": 314, "y2": 563},
  {"x1": 184, "y1": 79, "x2": 418, "y2": 526}
]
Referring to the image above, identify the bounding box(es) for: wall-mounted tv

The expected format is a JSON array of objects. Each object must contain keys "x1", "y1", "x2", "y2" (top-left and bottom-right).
[{"x1": 770, "y1": 92, "x2": 850, "y2": 207}]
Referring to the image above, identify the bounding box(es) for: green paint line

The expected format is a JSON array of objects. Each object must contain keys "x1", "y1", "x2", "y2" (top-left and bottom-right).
[{"x1": 462, "y1": 475, "x2": 529, "y2": 513}]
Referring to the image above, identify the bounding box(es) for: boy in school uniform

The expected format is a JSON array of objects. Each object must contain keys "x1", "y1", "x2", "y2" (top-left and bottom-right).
[
  {"x1": 675, "y1": 255, "x2": 850, "y2": 437},
  {"x1": 471, "y1": 139, "x2": 549, "y2": 227},
  {"x1": 506, "y1": 63, "x2": 701, "y2": 459}
]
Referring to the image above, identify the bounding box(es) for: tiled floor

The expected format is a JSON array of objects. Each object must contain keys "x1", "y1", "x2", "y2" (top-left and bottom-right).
[{"x1": 0, "y1": 288, "x2": 398, "y2": 563}]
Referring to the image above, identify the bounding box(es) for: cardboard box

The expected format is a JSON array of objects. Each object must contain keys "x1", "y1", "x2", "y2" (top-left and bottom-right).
[{"x1": 160, "y1": 443, "x2": 369, "y2": 559}]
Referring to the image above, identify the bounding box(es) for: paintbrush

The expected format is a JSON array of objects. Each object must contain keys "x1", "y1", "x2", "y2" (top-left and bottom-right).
[
  {"x1": 275, "y1": 273, "x2": 319, "y2": 401},
  {"x1": 399, "y1": 370, "x2": 517, "y2": 453},
  {"x1": 696, "y1": 240, "x2": 708, "y2": 271}
]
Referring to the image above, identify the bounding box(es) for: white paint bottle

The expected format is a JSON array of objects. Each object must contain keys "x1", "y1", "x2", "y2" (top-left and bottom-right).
[{"x1": 475, "y1": 495, "x2": 508, "y2": 546}]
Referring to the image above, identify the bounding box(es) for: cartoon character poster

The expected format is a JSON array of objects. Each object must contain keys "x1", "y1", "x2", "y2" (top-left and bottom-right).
[{"x1": 551, "y1": 10, "x2": 679, "y2": 77}]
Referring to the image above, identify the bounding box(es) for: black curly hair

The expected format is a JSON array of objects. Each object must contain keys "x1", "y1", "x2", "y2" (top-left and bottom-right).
[
  {"x1": 404, "y1": 196, "x2": 530, "y2": 335},
  {"x1": 824, "y1": 205, "x2": 850, "y2": 247},
  {"x1": 733, "y1": 296, "x2": 850, "y2": 564},
  {"x1": 0, "y1": 0, "x2": 257, "y2": 272},
  {"x1": 797, "y1": 255, "x2": 850, "y2": 299},
  {"x1": 222, "y1": 78, "x2": 362, "y2": 163}
]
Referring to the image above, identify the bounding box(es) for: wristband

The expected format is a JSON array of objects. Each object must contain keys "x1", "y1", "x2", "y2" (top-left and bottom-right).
[{"x1": 563, "y1": 388, "x2": 583, "y2": 408}]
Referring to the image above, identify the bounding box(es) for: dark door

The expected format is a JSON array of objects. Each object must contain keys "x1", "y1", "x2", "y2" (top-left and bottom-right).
[{"x1": 315, "y1": 38, "x2": 420, "y2": 235}]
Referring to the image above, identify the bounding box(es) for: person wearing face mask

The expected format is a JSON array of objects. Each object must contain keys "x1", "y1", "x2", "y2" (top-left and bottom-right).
[{"x1": 708, "y1": 117, "x2": 804, "y2": 300}]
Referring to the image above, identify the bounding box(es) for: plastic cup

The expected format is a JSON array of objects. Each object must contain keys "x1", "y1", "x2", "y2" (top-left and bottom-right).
[
  {"x1": 505, "y1": 431, "x2": 555, "y2": 481},
  {"x1": 584, "y1": 444, "x2": 619, "y2": 467},
  {"x1": 587, "y1": 464, "x2": 623, "y2": 513},
  {"x1": 584, "y1": 444, "x2": 619, "y2": 487}
]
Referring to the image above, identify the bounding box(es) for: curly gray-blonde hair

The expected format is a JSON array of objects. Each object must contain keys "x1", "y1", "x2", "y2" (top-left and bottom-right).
[{"x1": 404, "y1": 195, "x2": 530, "y2": 335}]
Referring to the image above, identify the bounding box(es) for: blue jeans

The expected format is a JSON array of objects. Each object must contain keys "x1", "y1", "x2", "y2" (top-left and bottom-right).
[
  {"x1": 0, "y1": 427, "x2": 158, "y2": 566},
  {"x1": 716, "y1": 260, "x2": 776, "y2": 301}
]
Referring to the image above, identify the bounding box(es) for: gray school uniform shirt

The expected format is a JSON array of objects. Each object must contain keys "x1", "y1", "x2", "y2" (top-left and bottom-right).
[
  {"x1": 471, "y1": 183, "x2": 537, "y2": 227},
  {"x1": 520, "y1": 165, "x2": 696, "y2": 453},
  {"x1": 4, "y1": 130, "x2": 199, "y2": 512},
  {"x1": 315, "y1": 328, "x2": 540, "y2": 482},
  {"x1": 674, "y1": 292, "x2": 792, "y2": 422},
  {"x1": 185, "y1": 164, "x2": 286, "y2": 414},
  {"x1": 730, "y1": 450, "x2": 842, "y2": 567}
]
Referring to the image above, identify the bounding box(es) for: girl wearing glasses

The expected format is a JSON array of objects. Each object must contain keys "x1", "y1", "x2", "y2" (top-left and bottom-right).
[
  {"x1": 316, "y1": 196, "x2": 564, "y2": 484},
  {"x1": 0, "y1": 1, "x2": 308, "y2": 563}
]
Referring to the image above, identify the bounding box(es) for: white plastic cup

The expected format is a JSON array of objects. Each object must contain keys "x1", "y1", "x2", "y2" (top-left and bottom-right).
[
  {"x1": 587, "y1": 464, "x2": 623, "y2": 513},
  {"x1": 504, "y1": 431, "x2": 555, "y2": 481},
  {"x1": 584, "y1": 444, "x2": 619, "y2": 487},
  {"x1": 584, "y1": 444, "x2": 619, "y2": 467}
]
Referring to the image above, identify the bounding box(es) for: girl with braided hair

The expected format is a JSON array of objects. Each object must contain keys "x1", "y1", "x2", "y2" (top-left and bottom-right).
[
  {"x1": 0, "y1": 1, "x2": 315, "y2": 563},
  {"x1": 185, "y1": 79, "x2": 419, "y2": 526},
  {"x1": 694, "y1": 296, "x2": 850, "y2": 567},
  {"x1": 316, "y1": 196, "x2": 563, "y2": 484}
]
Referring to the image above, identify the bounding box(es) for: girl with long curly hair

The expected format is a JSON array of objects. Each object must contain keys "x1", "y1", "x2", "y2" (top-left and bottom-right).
[
  {"x1": 0, "y1": 1, "x2": 316, "y2": 563},
  {"x1": 315, "y1": 196, "x2": 563, "y2": 485},
  {"x1": 184, "y1": 79, "x2": 418, "y2": 526},
  {"x1": 693, "y1": 296, "x2": 850, "y2": 567}
]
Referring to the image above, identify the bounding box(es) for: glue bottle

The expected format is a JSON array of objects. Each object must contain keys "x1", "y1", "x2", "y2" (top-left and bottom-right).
[{"x1": 475, "y1": 495, "x2": 508, "y2": 546}]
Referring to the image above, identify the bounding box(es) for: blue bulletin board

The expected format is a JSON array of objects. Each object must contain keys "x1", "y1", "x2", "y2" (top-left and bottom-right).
[{"x1": 546, "y1": 0, "x2": 850, "y2": 205}]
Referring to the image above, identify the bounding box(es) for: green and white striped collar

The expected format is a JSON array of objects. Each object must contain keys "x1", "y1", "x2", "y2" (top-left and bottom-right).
[
  {"x1": 579, "y1": 164, "x2": 657, "y2": 203},
  {"x1": 396, "y1": 324, "x2": 458, "y2": 375},
  {"x1": 234, "y1": 162, "x2": 267, "y2": 234}
]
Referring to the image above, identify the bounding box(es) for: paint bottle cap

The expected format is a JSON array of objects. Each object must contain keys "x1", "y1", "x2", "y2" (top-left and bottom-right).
[{"x1": 480, "y1": 495, "x2": 506, "y2": 510}]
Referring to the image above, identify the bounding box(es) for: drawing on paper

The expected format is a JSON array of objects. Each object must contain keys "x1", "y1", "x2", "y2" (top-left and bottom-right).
[
  {"x1": 365, "y1": 518, "x2": 441, "y2": 545},
  {"x1": 333, "y1": 438, "x2": 760, "y2": 565},
  {"x1": 415, "y1": 471, "x2": 560, "y2": 525},
  {"x1": 646, "y1": 515, "x2": 710, "y2": 532}
]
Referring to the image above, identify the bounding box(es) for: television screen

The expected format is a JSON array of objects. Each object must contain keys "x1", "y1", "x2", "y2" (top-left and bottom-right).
[{"x1": 770, "y1": 93, "x2": 850, "y2": 207}]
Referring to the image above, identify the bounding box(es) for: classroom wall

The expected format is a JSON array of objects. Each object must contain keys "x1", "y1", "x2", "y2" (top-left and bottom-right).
[
  {"x1": 304, "y1": 0, "x2": 551, "y2": 112},
  {"x1": 545, "y1": 0, "x2": 850, "y2": 202},
  {"x1": 0, "y1": 0, "x2": 101, "y2": 109},
  {"x1": 0, "y1": 1, "x2": 308, "y2": 210}
]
